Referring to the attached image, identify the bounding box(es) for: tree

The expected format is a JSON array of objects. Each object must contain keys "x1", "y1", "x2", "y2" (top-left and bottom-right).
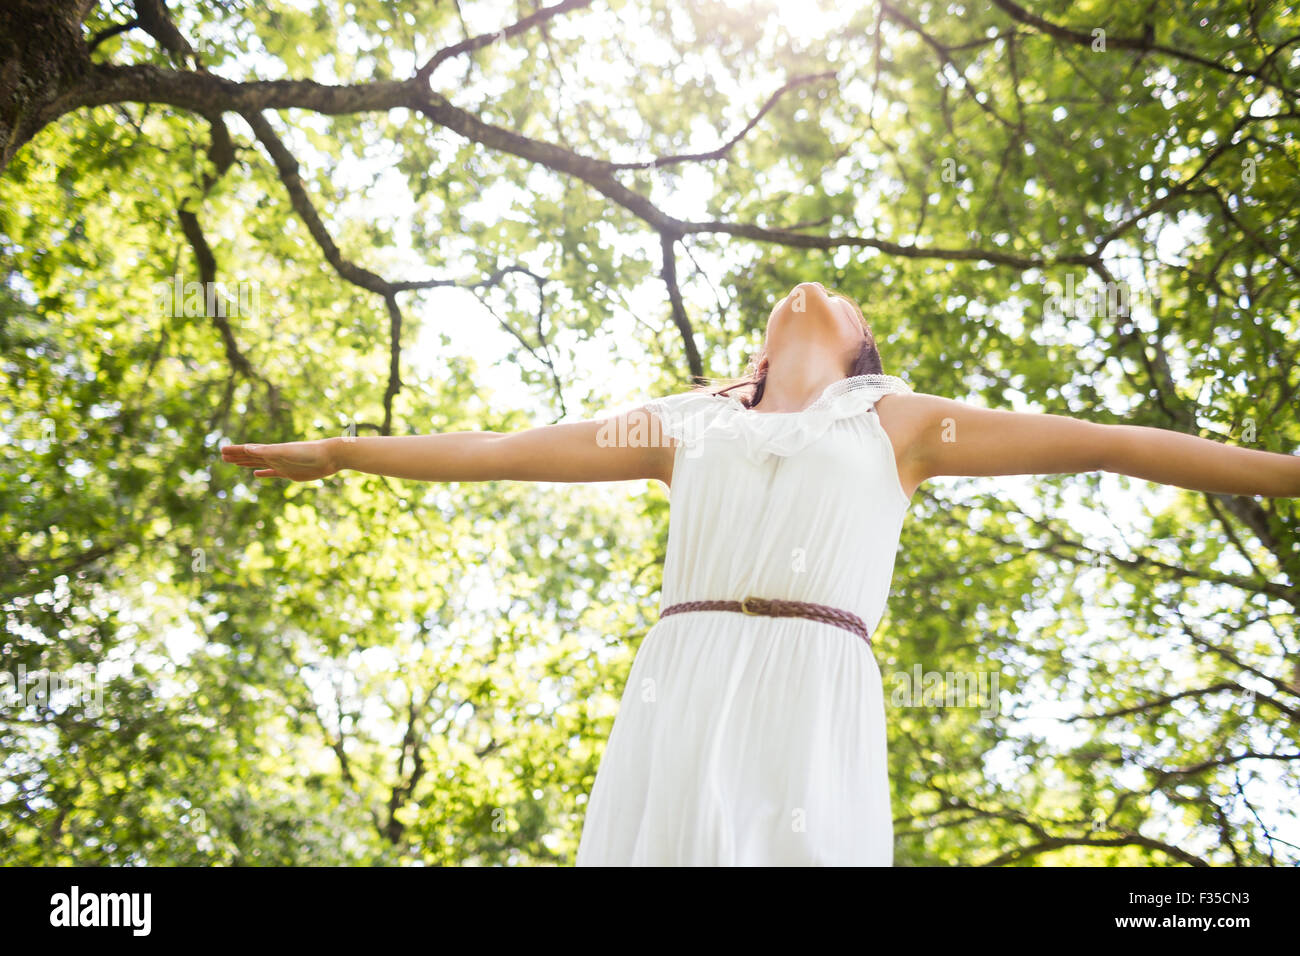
[{"x1": 1, "y1": 0, "x2": 1297, "y2": 865}]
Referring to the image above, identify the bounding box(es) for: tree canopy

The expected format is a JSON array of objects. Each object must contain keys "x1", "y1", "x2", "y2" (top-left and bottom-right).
[{"x1": 1, "y1": 0, "x2": 1298, "y2": 865}]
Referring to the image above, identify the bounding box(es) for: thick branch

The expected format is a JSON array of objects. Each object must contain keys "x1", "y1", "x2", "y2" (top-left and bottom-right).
[{"x1": 55, "y1": 65, "x2": 1080, "y2": 271}]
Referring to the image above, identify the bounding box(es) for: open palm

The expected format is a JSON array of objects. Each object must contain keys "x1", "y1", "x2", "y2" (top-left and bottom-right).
[{"x1": 220, "y1": 439, "x2": 339, "y2": 482}]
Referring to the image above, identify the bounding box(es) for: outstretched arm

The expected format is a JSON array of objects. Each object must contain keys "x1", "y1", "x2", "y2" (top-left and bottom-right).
[
  {"x1": 877, "y1": 392, "x2": 1300, "y2": 498},
  {"x1": 220, "y1": 407, "x2": 675, "y2": 487}
]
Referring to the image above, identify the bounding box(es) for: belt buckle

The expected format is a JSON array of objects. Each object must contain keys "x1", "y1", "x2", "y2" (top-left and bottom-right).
[{"x1": 740, "y1": 596, "x2": 758, "y2": 615}]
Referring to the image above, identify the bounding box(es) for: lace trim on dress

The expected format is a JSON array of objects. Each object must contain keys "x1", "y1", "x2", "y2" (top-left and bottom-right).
[{"x1": 644, "y1": 373, "x2": 912, "y2": 462}]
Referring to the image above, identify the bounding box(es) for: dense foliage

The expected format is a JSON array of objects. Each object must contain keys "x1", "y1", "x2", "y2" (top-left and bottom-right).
[{"x1": 2, "y1": 0, "x2": 1297, "y2": 865}]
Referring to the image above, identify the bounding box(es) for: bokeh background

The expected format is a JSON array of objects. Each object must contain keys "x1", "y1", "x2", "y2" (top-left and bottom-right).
[{"x1": 2, "y1": 0, "x2": 1298, "y2": 865}]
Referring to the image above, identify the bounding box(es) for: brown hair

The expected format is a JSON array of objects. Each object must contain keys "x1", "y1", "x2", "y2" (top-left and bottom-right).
[{"x1": 696, "y1": 288, "x2": 884, "y2": 409}]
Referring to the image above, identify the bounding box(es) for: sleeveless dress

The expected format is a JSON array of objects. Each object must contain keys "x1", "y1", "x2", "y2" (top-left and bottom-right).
[{"x1": 575, "y1": 373, "x2": 915, "y2": 866}]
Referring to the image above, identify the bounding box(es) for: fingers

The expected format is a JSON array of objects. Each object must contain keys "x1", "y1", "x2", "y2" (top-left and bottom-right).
[
  {"x1": 222, "y1": 444, "x2": 289, "y2": 479},
  {"x1": 228, "y1": 455, "x2": 267, "y2": 468},
  {"x1": 221, "y1": 443, "x2": 260, "y2": 456},
  {"x1": 221, "y1": 443, "x2": 269, "y2": 468}
]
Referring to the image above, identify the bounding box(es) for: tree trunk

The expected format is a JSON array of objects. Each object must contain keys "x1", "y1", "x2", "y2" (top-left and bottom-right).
[{"x1": 0, "y1": 0, "x2": 91, "y2": 175}]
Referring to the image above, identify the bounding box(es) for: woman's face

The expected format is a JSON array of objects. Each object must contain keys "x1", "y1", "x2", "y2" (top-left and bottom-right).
[{"x1": 764, "y1": 281, "x2": 865, "y2": 368}]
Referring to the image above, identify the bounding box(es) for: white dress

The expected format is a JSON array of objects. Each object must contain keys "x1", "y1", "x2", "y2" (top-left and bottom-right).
[{"x1": 575, "y1": 373, "x2": 915, "y2": 866}]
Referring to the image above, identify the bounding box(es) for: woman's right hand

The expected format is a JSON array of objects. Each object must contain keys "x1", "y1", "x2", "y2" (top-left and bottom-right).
[{"x1": 220, "y1": 438, "x2": 341, "y2": 482}]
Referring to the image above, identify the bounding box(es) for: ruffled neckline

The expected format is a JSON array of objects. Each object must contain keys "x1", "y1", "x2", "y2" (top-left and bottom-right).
[
  {"x1": 647, "y1": 373, "x2": 912, "y2": 464},
  {"x1": 716, "y1": 373, "x2": 911, "y2": 416}
]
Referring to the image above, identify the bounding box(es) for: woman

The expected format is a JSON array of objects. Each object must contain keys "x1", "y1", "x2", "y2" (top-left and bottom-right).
[{"x1": 221, "y1": 281, "x2": 1300, "y2": 865}]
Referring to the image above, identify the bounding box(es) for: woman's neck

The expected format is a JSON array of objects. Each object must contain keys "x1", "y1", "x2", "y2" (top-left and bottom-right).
[{"x1": 755, "y1": 359, "x2": 848, "y2": 413}]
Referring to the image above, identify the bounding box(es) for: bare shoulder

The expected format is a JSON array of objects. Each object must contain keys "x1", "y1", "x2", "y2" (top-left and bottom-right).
[
  {"x1": 872, "y1": 390, "x2": 945, "y2": 449},
  {"x1": 871, "y1": 391, "x2": 943, "y2": 498},
  {"x1": 873, "y1": 389, "x2": 1009, "y2": 467},
  {"x1": 873, "y1": 390, "x2": 1116, "y2": 483},
  {"x1": 628, "y1": 403, "x2": 678, "y2": 490}
]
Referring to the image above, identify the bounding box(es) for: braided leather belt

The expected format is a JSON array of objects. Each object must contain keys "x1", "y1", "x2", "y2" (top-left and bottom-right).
[{"x1": 660, "y1": 596, "x2": 872, "y2": 648}]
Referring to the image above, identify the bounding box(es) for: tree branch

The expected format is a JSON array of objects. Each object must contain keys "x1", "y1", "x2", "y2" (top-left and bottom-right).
[
  {"x1": 610, "y1": 71, "x2": 838, "y2": 170},
  {"x1": 659, "y1": 232, "x2": 703, "y2": 382},
  {"x1": 989, "y1": 0, "x2": 1298, "y2": 97},
  {"x1": 414, "y1": 0, "x2": 595, "y2": 82}
]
